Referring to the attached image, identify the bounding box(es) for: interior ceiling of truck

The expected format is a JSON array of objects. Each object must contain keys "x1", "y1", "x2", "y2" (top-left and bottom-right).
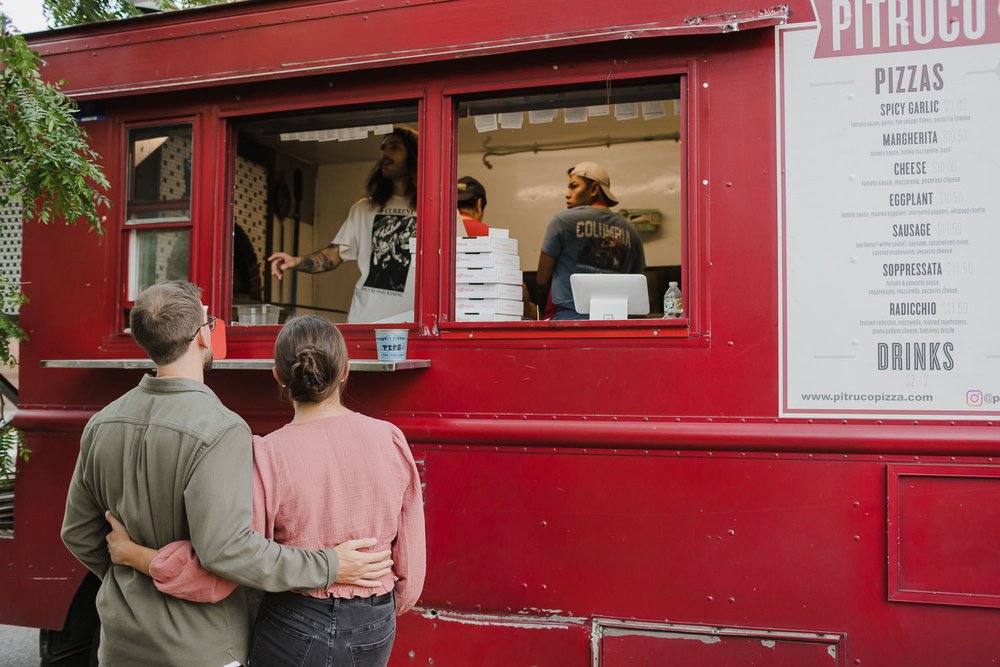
[
  {"x1": 242, "y1": 110, "x2": 679, "y2": 165},
  {"x1": 237, "y1": 81, "x2": 681, "y2": 165}
]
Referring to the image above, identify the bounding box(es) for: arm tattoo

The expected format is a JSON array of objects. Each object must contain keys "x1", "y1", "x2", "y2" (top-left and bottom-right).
[{"x1": 298, "y1": 251, "x2": 335, "y2": 273}]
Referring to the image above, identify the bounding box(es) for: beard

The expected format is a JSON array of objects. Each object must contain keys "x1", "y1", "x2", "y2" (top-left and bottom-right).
[
  {"x1": 202, "y1": 349, "x2": 214, "y2": 372},
  {"x1": 381, "y1": 162, "x2": 406, "y2": 180}
]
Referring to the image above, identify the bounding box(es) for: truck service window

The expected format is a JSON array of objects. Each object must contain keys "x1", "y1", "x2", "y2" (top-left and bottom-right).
[
  {"x1": 455, "y1": 80, "x2": 683, "y2": 322},
  {"x1": 229, "y1": 104, "x2": 419, "y2": 327},
  {"x1": 125, "y1": 124, "x2": 193, "y2": 301}
]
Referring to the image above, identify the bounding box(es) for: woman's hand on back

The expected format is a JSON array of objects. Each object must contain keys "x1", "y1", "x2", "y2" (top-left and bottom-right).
[{"x1": 105, "y1": 511, "x2": 157, "y2": 576}]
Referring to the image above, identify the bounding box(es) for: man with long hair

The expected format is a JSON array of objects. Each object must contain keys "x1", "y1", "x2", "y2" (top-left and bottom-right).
[{"x1": 269, "y1": 127, "x2": 418, "y2": 323}]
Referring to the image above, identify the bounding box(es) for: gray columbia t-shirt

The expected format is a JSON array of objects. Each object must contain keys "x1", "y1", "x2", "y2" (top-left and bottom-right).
[{"x1": 540, "y1": 205, "x2": 646, "y2": 313}]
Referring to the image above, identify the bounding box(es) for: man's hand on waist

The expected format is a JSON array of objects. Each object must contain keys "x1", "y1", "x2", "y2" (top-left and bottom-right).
[{"x1": 334, "y1": 538, "x2": 393, "y2": 588}]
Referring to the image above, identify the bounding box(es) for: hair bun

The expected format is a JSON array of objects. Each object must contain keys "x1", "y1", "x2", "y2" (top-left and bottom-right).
[
  {"x1": 273, "y1": 315, "x2": 349, "y2": 405},
  {"x1": 289, "y1": 347, "x2": 330, "y2": 400}
]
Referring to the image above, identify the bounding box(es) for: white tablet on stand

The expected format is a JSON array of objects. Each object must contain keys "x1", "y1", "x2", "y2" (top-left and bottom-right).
[{"x1": 570, "y1": 274, "x2": 650, "y2": 320}]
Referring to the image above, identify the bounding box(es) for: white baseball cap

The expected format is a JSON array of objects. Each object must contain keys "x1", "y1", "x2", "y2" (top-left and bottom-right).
[{"x1": 568, "y1": 161, "x2": 619, "y2": 206}]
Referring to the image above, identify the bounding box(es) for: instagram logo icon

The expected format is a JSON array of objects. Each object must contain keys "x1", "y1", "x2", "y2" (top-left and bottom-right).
[{"x1": 967, "y1": 390, "x2": 984, "y2": 407}]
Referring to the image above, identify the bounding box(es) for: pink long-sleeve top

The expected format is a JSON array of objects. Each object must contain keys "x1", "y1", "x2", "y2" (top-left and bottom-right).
[{"x1": 148, "y1": 412, "x2": 426, "y2": 614}]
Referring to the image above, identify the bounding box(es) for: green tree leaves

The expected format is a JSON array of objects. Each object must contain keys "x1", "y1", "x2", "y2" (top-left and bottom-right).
[
  {"x1": 43, "y1": 0, "x2": 140, "y2": 26},
  {"x1": 1, "y1": 18, "x2": 110, "y2": 234},
  {"x1": 42, "y1": 0, "x2": 231, "y2": 28}
]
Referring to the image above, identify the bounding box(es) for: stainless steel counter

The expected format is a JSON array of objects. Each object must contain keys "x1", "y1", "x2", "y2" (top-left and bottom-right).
[{"x1": 41, "y1": 359, "x2": 431, "y2": 372}]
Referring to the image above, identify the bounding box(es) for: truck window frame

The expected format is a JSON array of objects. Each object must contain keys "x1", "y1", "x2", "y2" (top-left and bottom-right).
[
  {"x1": 438, "y1": 64, "x2": 701, "y2": 341},
  {"x1": 118, "y1": 117, "x2": 200, "y2": 328},
  {"x1": 216, "y1": 94, "x2": 426, "y2": 338}
]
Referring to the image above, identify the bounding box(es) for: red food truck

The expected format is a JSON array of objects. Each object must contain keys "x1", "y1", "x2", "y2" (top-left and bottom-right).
[{"x1": 5, "y1": 0, "x2": 1000, "y2": 664}]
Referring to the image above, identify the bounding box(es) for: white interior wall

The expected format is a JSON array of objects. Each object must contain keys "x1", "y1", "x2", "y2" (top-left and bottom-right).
[
  {"x1": 312, "y1": 161, "x2": 369, "y2": 320},
  {"x1": 457, "y1": 140, "x2": 682, "y2": 271}
]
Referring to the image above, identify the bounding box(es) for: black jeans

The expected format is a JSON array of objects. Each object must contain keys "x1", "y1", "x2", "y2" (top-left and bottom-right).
[{"x1": 248, "y1": 590, "x2": 396, "y2": 667}]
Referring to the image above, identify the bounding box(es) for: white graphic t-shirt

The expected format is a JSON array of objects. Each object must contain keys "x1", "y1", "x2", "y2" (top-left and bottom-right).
[{"x1": 332, "y1": 195, "x2": 416, "y2": 324}]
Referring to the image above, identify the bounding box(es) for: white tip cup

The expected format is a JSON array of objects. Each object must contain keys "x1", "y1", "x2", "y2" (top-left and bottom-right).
[{"x1": 374, "y1": 329, "x2": 408, "y2": 361}]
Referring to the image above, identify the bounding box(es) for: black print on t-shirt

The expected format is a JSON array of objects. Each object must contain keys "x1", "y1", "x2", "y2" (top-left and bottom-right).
[
  {"x1": 364, "y1": 211, "x2": 416, "y2": 293},
  {"x1": 578, "y1": 235, "x2": 629, "y2": 272}
]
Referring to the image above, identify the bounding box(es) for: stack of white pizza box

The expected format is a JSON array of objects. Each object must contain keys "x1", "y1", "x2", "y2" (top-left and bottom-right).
[{"x1": 454, "y1": 229, "x2": 522, "y2": 322}]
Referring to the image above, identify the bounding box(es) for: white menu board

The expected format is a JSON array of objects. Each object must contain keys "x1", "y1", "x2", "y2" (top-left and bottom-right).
[{"x1": 778, "y1": 1, "x2": 1000, "y2": 418}]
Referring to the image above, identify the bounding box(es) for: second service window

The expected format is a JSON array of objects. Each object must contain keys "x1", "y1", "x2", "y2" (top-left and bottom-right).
[{"x1": 453, "y1": 80, "x2": 684, "y2": 323}]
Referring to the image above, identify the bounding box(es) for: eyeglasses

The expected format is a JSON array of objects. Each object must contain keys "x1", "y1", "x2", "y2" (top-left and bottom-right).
[{"x1": 188, "y1": 315, "x2": 216, "y2": 342}]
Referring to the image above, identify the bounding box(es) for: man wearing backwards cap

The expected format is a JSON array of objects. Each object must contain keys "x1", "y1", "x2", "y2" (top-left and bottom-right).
[
  {"x1": 457, "y1": 176, "x2": 490, "y2": 236},
  {"x1": 535, "y1": 161, "x2": 646, "y2": 319}
]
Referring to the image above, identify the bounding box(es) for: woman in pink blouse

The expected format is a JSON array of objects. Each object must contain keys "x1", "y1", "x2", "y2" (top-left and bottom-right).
[{"x1": 107, "y1": 315, "x2": 425, "y2": 667}]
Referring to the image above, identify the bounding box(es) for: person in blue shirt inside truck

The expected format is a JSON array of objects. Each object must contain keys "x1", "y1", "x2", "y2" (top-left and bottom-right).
[{"x1": 535, "y1": 161, "x2": 646, "y2": 320}]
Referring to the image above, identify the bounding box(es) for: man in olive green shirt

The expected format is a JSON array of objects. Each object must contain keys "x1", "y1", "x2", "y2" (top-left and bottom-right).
[{"x1": 61, "y1": 281, "x2": 391, "y2": 666}]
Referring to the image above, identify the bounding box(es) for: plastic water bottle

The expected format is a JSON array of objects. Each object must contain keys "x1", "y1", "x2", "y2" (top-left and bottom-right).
[{"x1": 663, "y1": 281, "x2": 683, "y2": 318}]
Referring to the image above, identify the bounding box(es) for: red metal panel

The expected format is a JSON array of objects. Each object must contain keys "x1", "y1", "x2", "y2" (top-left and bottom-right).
[
  {"x1": 387, "y1": 417, "x2": 1000, "y2": 455},
  {"x1": 419, "y1": 449, "x2": 882, "y2": 619},
  {"x1": 888, "y1": 465, "x2": 1000, "y2": 608},
  {"x1": 393, "y1": 609, "x2": 590, "y2": 666},
  {"x1": 602, "y1": 630, "x2": 842, "y2": 667},
  {"x1": 414, "y1": 448, "x2": 1000, "y2": 665},
  {"x1": 0, "y1": 433, "x2": 88, "y2": 628},
  {"x1": 15, "y1": 408, "x2": 1000, "y2": 455},
  {"x1": 27, "y1": 1, "x2": 800, "y2": 98}
]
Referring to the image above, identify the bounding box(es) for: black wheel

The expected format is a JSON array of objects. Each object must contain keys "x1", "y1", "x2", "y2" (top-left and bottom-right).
[{"x1": 39, "y1": 574, "x2": 100, "y2": 666}]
